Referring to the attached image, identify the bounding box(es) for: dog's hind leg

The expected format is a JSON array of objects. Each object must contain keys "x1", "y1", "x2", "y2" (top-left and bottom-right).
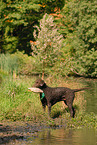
[
  {"x1": 64, "y1": 100, "x2": 75, "y2": 117},
  {"x1": 67, "y1": 103, "x2": 75, "y2": 118}
]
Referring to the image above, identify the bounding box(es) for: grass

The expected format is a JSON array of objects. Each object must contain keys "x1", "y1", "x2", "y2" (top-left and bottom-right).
[
  {"x1": 0, "y1": 74, "x2": 97, "y2": 129},
  {"x1": 0, "y1": 75, "x2": 47, "y2": 121}
]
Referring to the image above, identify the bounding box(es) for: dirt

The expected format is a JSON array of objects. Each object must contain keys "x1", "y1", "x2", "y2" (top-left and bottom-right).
[{"x1": 0, "y1": 121, "x2": 47, "y2": 144}]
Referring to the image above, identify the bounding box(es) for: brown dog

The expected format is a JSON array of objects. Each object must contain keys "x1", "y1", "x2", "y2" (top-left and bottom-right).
[{"x1": 34, "y1": 79, "x2": 88, "y2": 117}]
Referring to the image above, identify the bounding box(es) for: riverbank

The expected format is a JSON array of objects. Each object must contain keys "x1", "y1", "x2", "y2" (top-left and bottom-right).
[{"x1": 0, "y1": 121, "x2": 46, "y2": 144}]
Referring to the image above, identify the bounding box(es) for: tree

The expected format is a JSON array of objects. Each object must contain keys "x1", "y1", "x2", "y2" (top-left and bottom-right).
[
  {"x1": 0, "y1": 0, "x2": 64, "y2": 54},
  {"x1": 59, "y1": 0, "x2": 97, "y2": 77},
  {"x1": 30, "y1": 13, "x2": 64, "y2": 76},
  {"x1": 0, "y1": 0, "x2": 41, "y2": 53}
]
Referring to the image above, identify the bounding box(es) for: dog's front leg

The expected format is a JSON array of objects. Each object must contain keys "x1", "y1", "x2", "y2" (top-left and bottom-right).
[{"x1": 42, "y1": 103, "x2": 46, "y2": 111}]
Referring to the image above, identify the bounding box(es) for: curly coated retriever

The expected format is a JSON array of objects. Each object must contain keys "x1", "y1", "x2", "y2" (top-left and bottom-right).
[{"x1": 33, "y1": 79, "x2": 88, "y2": 117}]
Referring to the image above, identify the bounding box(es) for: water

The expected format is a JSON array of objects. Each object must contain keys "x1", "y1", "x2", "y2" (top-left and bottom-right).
[
  {"x1": 8, "y1": 128, "x2": 97, "y2": 145},
  {"x1": 27, "y1": 128, "x2": 97, "y2": 145},
  {"x1": 77, "y1": 78, "x2": 97, "y2": 114}
]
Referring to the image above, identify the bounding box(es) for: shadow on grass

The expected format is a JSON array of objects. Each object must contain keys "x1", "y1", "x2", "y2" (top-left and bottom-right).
[
  {"x1": 52, "y1": 105, "x2": 79, "y2": 119},
  {"x1": 52, "y1": 111, "x2": 62, "y2": 119}
]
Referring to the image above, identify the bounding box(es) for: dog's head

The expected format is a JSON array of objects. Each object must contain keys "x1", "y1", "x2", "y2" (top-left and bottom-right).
[{"x1": 33, "y1": 79, "x2": 46, "y2": 89}]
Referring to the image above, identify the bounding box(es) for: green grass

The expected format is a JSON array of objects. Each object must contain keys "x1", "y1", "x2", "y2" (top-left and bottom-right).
[
  {"x1": 0, "y1": 75, "x2": 48, "y2": 121},
  {"x1": 0, "y1": 74, "x2": 97, "y2": 129}
]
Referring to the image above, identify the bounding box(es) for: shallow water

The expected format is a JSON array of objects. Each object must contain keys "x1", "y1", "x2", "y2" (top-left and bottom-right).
[
  {"x1": 7, "y1": 128, "x2": 97, "y2": 145},
  {"x1": 27, "y1": 128, "x2": 97, "y2": 145},
  {"x1": 77, "y1": 78, "x2": 97, "y2": 114}
]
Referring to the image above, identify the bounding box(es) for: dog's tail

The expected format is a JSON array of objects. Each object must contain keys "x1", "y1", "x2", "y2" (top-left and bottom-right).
[{"x1": 72, "y1": 87, "x2": 89, "y2": 92}]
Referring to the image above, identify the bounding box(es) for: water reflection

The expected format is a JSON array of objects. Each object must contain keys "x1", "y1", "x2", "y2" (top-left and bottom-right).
[
  {"x1": 27, "y1": 128, "x2": 97, "y2": 145},
  {"x1": 78, "y1": 78, "x2": 97, "y2": 114}
]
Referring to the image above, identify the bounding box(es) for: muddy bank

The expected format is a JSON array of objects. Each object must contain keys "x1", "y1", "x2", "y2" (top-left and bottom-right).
[
  {"x1": 0, "y1": 118, "x2": 66, "y2": 144},
  {"x1": 0, "y1": 121, "x2": 49, "y2": 144},
  {"x1": 0, "y1": 116, "x2": 97, "y2": 144}
]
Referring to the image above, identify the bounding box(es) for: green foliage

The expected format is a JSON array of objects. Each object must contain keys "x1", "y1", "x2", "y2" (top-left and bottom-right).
[
  {"x1": 0, "y1": 0, "x2": 41, "y2": 53},
  {"x1": 71, "y1": 49, "x2": 97, "y2": 77},
  {"x1": 67, "y1": 0, "x2": 97, "y2": 52},
  {"x1": 0, "y1": 0, "x2": 64, "y2": 54},
  {"x1": 0, "y1": 51, "x2": 34, "y2": 75},
  {"x1": 59, "y1": 0, "x2": 97, "y2": 77},
  {"x1": 0, "y1": 53, "x2": 18, "y2": 74},
  {"x1": 31, "y1": 13, "x2": 64, "y2": 75}
]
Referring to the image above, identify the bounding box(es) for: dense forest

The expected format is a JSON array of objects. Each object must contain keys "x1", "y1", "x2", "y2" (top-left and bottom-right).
[{"x1": 0, "y1": 0, "x2": 97, "y2": 78}]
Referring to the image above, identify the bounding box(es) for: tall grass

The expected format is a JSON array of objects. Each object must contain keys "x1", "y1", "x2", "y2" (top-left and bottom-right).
[
  {"x1": 0, "y1": 53, "x2": 19, "y2": 75},
  {"x1": 0, "y1": 75, "x2": 87, "y2": 121},
  {"x1": 0, "y1": 52, "x2": 34, "y2": 76},
  {"x1": 0, "y1": 75, "x2": 48, "y2": 121}
]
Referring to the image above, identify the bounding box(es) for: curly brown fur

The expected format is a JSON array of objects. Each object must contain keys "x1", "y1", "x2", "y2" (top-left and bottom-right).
[{"x1": 33, "y1": 79, "x2": 88, "y2": 118}]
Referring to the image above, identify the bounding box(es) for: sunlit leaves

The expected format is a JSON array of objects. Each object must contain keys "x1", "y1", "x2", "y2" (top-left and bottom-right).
[{"x1": 31, "y1": 13, "x2": 64, "y2": 73}]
